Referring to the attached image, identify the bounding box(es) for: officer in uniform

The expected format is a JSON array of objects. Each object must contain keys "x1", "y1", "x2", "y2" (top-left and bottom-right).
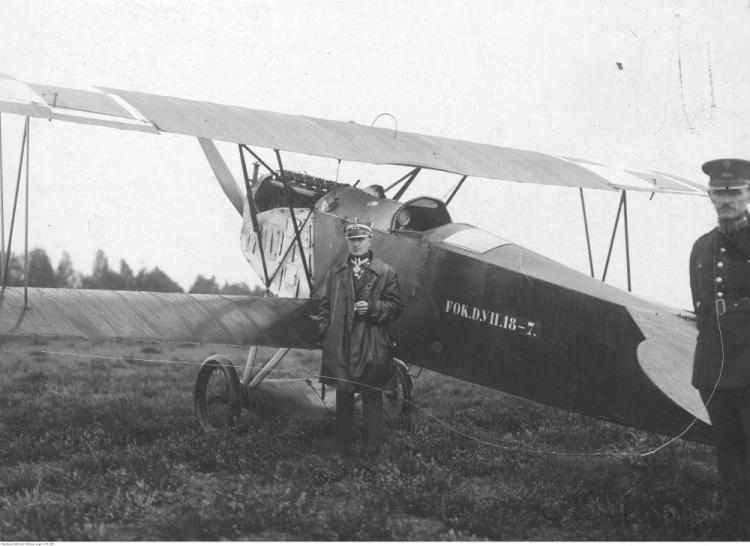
[
  {"x1": 690, "y1": 158, "x2": 750, "y2": 533},
  {"x1": 317, "y1": 220, "x2": 403, "y2": 455}
]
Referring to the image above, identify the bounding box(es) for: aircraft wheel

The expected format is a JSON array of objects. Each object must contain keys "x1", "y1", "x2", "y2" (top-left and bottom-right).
[
  {"x1": 383, "y1": 358, "x2": 414, "y2": 426},
  {"x1": 194, "y1": 355, "x2": 242, "y2": 433}
]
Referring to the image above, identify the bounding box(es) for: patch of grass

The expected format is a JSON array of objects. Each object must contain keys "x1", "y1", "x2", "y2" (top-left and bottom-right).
[{"x1": 0, "y1": 338, "x2": 734, "y2": 540}]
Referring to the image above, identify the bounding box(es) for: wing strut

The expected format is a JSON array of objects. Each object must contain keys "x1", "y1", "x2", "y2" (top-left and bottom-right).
[
  {"x1": 197, "y1": 138, "x2": 244, "y2": 215},
  {"x1": 2, "y1": 117, "x2": 30, "y2": 307},
  {"x1": 384, "y1": 167, "x2": 420, "y2": 194},
  {"x1": 393, "y1": 167, "x2": 422, "y2": 201},
  {"x1": 236, "y1": 145, "x2": 315, "y2": 295},
  {"x1": 0, "y1": 114, "x2": 5, "y2": 279},
  {"x1": 601, "y1": 190, "x2": 632, "y2": 292},
  {"x1": 445, "y1": 175, "x2": 468, "y2": 206},
  {"x1": 579, "y1": 188, "x2": 595, "y2": 278},
  {"x1": 239, "y1": 145, "x2": 278, "y2": 182},
  {"x1": 238, "y1": 145, "x2": 271, "y2": 293},
  {"x1": 623, "y1": 191, "x2": 632, "y2": 292},
  {"x1": 23, "y1": 116, "x2": 29, "y2": 304},
  {"x1": 274, "y1": 149, "x2": 314, "y2": 295},
  {"x1": 265, "y1": 211, "x2": 314, "y2": 288}
]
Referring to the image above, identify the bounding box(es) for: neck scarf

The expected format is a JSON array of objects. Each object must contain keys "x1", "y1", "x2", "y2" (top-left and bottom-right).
[{"x1": 348, "y1": 252, "x2": 372, "y2": 281}]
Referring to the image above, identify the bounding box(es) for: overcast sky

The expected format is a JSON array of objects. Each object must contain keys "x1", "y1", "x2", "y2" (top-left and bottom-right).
[{"x1": 0, "y1": 0, "x2": 748, "y2": 307}]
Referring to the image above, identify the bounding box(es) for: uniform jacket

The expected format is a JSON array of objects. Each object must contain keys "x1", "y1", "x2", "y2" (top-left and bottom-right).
[
  {"x1": 690, "y1": 218, "x2": 750, "y2": 390},
  {"x1": 318, "y1": 255, "x2": 403, "y2": 392}
]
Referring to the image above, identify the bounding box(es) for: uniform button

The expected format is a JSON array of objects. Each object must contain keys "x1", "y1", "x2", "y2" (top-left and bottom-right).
[
  {"x1": 717, "y1": 292, "x2": 724, "y2": 297},
  {"x1": 716, "y1": 277, "x2": 723, "y2": 283},
  {"x1": 717, "y1": 261, "x2": 724, "y2": 268}
]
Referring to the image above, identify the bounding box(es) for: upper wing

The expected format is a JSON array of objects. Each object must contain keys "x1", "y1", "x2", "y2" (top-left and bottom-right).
[
  {"x1": 0, "y1": 74, "x2": 704, "y2": 195},
  {"x1": 0, "y1": 287, "x2": 318, "y2": 348}
]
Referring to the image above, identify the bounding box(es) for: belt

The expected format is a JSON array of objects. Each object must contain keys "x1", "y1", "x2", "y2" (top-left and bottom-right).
[{"x1": 708, "y1": 297, "x2": 750, "y2": 316}]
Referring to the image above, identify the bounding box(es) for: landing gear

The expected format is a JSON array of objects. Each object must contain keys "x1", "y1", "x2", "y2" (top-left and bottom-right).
[
  {"x1": 194, "y1": 347, "x2": 323, "y2": 433},
  {"x1": 193, "y1": 349, "x2": 415, "y2": 432},
  {"x1": 194, "y1": 355, "x2": 242, "y2": 432},
  {"x1": 383, "y1": 358, "x2": 414, "y2": 425}
]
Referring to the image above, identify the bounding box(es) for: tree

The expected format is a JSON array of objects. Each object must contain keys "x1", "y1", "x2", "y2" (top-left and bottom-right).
[
  {"x1": 220, "y1": 281, "x2": 254, "y2": 295},
  {"x1": 82, "y1": 249, "x2": 125, "y2": 289},
  {"x1": 83, "y1": 249, "x2": 107, "y2": 289},
  {"x1": 189, "y1": 274, "x2": 221, "y2": 294},
  {"x1": 248, "y1": 284, "x2": 266, "y2": 296},
  {"x1": 189, "y1": 276, "x2": 265, "y2": 296},
  {"x1": 119, "y1": 259, "x2": 136, "y2": 291},
  {"x1": 0, "y1": 248, "x2": 186, "y2": 293},
  {"x1": 27, "y1": 248, "x2": 57, "y2": 287},
  {"x1": 56, "y1": 251, "x2": 82, "y2": 288},
  {"x1": 135, "y1": 267, "x2": 183, "y2": 293},
  {"x1": 0, "y1": 251, "x2": 58, "y2": 287},
  {"x1": 2, "y1": 253, "x2": 24, "y2": 286},
  {"x1": 91, "y1": 249, "x2": 110, "y2": 284}
]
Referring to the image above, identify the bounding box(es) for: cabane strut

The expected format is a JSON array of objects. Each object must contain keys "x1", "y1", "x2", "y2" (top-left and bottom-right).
[{"x1": 238, "y1": 144, "x2": 315, "y2": 294}]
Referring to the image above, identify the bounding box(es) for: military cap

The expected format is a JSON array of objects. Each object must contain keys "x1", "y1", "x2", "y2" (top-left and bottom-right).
[
  {"x1": 345, "y1": 220, "x2": 372, "y2": 239},
  {"x1": 702, "y1": 158, "x2": 750, "y2": 189}
]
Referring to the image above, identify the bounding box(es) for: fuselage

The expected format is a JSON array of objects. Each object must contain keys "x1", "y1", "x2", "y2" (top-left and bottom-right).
[{"x1": 243, "y1": 183, "x2": 710, "y2": 443}]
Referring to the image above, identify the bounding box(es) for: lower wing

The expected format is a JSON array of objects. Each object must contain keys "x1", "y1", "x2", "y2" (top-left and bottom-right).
[{"x1": 0, "y1": 287, "x2": 318, "y2": 348}]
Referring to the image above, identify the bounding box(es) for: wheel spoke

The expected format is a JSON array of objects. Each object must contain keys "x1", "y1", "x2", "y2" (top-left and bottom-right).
[{"x1": 195, "y1": 358, "x2": 242, "y2": 433}]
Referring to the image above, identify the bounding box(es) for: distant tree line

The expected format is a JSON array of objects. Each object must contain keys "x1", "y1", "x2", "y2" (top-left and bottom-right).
[{"x1": 0, "y1": 248, "x2": 264, "y2": 295}]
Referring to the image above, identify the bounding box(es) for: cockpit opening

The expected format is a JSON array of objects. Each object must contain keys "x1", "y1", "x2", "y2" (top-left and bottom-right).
[{"x1": 392, "y1": 197, "x2": 451, "y2": 232}]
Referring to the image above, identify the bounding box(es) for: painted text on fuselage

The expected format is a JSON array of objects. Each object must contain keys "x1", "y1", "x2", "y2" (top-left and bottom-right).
[{"x1": 444, "y1": 299, "x2": 540, "y2": 338}]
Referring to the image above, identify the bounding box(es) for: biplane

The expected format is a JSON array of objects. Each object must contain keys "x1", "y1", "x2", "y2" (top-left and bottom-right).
[{"x1": 0, "y1": 74, "x2": 712, "y2": 444}]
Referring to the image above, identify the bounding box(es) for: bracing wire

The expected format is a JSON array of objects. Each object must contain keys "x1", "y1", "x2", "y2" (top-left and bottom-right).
[
  {"x1": 29, "y1": 347, "x2": 694, "y2": 459},
  {"x1": 642, "y1": 235, "x2": 726, "y2": 456}
]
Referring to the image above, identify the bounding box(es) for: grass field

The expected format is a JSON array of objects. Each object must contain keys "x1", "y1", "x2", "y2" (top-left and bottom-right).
[{"x1": 0, "y1": 336, "x2": 734, "y2": 540}]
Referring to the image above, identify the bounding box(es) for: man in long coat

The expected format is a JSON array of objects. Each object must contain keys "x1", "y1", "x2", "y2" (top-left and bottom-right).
[
  {"x1": 690, "y1": 158, "x2": 750, "y2": 535},
  {"x1": 318, "y1": 220, "x2": 402, "y2": 455}
]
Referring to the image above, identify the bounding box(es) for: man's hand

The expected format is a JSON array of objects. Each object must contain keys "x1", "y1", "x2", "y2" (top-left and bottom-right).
[{"x1": 353, "y1": 300, "x2": 369, "y2": 315}]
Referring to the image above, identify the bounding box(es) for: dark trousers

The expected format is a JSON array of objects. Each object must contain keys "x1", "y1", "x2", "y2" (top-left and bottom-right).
[
  {"x1": 335, "y1": 388, "x2": 383, "y2": 451},
  {"x1": 701, "y1": 388, "x2": 750, "y2": 529}
]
